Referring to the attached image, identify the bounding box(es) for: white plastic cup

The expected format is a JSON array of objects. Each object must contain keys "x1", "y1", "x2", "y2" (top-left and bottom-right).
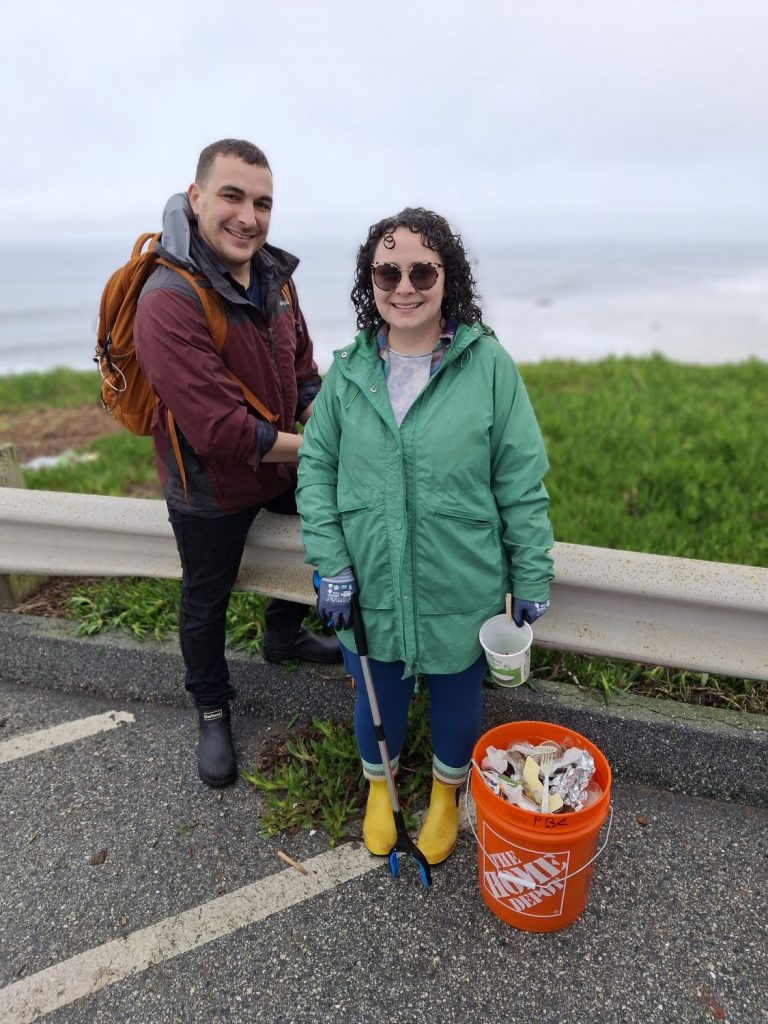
[{"x1": 478, "y1": 614, "x2": 533, "y2": 688}]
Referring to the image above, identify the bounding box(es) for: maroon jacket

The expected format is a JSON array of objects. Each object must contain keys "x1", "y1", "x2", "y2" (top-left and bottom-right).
[{"x1": 134, "y1": 195, "x2": 321, "y2": 515}]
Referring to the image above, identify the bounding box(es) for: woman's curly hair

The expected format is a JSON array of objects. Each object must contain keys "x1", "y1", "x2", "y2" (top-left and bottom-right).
[{"x1": 350, "y1": 207, "x2": 483, "y2": 336}]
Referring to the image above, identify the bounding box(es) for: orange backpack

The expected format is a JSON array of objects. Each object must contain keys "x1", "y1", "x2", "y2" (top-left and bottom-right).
[{"x1": 95, "y1": 231, "x2": 285, "y2": 498}]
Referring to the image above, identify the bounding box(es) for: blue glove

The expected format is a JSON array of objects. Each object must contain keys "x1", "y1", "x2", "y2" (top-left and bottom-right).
[
  {"x1": 512, "y1": 598, "x2": 550, "y2": 628},
  {"x1": 314, "y1": 567, "x2": 358, "y2": 630}
]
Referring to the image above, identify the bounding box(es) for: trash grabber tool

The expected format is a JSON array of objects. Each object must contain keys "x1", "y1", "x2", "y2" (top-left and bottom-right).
[{"x1": 351, "y1": 593, "x2": 431, "y2": 889}]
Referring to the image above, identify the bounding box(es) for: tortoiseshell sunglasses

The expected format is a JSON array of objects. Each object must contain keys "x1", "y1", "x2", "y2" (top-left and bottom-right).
[{"x1": 371, "y1": 261, "x2": 444, "y2": 292}]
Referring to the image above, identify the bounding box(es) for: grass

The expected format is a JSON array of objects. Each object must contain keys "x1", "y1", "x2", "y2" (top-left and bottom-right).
[
  {"x1": 12, "y1": 358, "x2": 767, "y2": 563},
  {"x1": 24, "y1": 431, "x2": 157, "y2": 496},
  {"x1": 242, "y1": 690, "x2": 434, "y2": 845},
  {"x1": 5, "y1": 359, "x2": 767, "y2": 843},
  {"x1": 524, "y1": 355, "x2": 768, "y2": 567},
  {"x1": 0, "y1": 367, "x2": 99, "y2": 410},
  {"x1": 529, "y1": 648, "x2": 765, "y2": 716},
  {"x1": 65, "y1": 576, "x2": 272, "y2": 652}
]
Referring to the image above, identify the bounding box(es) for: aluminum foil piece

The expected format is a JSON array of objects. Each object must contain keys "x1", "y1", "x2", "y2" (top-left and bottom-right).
[{"x1": 552, "y1": 749, "x2": 596, "y2": 811}]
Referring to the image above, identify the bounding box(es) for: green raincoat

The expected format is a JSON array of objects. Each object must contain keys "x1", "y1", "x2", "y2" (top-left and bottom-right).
[{"x1": 296, "y1": 321, "x2": 554, "y2": 676}]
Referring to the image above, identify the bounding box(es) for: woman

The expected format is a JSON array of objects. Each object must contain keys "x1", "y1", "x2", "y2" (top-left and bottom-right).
[{"x1": 296, "y1": 208, "x2": 554, "y2": 866}]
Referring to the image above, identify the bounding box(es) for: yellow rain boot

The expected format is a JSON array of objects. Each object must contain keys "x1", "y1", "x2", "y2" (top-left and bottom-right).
[
  {"x1": 417, "y1": 778, "x2": 461, "y2": 865},
  {"x1": 362, "y1": 779, "x2": 396, "y2": 856}
]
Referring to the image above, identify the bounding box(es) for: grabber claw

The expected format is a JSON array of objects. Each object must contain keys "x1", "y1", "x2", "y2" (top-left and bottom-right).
[{"x1": 388, "y1": 824, "x2": 432, "y2": 888}]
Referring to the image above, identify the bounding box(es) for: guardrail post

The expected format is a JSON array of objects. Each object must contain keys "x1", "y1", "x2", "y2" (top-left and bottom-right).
[{"x1": 0, "y1": 444, "x2": 47, "y2": 608}]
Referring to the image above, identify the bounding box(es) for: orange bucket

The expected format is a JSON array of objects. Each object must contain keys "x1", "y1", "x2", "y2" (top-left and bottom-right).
[{"x1": 470, "y1": 720, "x2": 612, "y2": 932}]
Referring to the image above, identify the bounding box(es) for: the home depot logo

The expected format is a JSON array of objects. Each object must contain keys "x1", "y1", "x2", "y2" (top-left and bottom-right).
[{"x1": 481, "y1": 821, "x2": 570, "y2": 917}]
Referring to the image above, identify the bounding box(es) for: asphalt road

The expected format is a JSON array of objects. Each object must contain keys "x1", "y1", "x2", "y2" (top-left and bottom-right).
[{"x1": 1, "y1": 678, "x2": 766, "y2": 1024}]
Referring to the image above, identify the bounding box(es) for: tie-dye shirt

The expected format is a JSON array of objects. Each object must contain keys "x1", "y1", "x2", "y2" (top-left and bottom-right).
[{"x1": 376, "y1": 319, "x2": 457, "y2": 427}]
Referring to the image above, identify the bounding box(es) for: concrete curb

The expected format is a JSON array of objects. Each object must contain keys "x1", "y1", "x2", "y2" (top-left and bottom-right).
[{"x1": 2, "y1": 611, "x2": 766, "y2": 807}]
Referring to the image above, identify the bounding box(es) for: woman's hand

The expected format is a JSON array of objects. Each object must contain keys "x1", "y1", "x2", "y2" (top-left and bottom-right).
[
  {"x1": 315, "y1": 567, "x2": 358, "y2": 630},
  {"x1": 512, "y1": 598, "x2": 550, "y2": 628}
]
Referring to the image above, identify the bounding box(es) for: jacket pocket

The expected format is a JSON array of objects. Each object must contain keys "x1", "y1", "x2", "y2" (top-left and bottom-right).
[
  {"x1": 339, "y1": 504, "x2": 395, "y2": 610},
  {"x1": 416, "y1": 504, "x2": 503, "y2": 614}
]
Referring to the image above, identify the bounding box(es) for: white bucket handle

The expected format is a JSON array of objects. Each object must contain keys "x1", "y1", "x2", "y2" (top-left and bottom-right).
[{"x1": 463, "y1": 765, "x2": 614, "y2": 890}]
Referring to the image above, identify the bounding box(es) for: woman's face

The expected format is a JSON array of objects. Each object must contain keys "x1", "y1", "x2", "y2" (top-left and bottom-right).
[{"x1": 371, "y1": 226, "x2": 445, "y2": 340}]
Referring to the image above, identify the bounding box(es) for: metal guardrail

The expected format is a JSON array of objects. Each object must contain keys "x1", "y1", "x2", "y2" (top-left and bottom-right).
[{"x1": 1, "y1": 487, "x2": 766, "y2": 682}]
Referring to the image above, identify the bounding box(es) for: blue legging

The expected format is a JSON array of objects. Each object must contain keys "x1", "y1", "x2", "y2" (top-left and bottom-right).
[{"x1": 340, "y1": 645, "x2": 486, "y2": 784}]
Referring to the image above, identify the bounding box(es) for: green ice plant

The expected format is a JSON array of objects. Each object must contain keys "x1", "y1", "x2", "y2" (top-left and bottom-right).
[
  {"x1": 530, "y1": 647, "x2": 765, "y2": 714},
  {"x1": 242, "y1": 690, "x2": 434, "y2": 846},
  {"x1": 66, "y1": 577, "x2": 180, "y2": 640},
  {"x1": 65, "y1": 577, "x2": 273, "y2": 652}
]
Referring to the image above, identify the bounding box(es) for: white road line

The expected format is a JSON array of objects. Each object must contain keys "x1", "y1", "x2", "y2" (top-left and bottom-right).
[
  {"x1": 0, "y1": 711, "x2": 135, "y2": 764},
  {"x1": 0, "y1": 842, "x2": 385, "y2": 1024}
]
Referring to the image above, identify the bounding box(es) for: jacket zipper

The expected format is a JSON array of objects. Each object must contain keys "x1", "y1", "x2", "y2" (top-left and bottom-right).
[{"x1": 267, "y1": 326, "x2": 287, "y2": 429}]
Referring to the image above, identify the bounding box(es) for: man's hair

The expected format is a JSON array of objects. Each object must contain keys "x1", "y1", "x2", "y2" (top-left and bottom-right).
[
  {"x1": 350, "y1": 207, "x2": 483, "y2": 336},
  {"x1": 195, "y1": 139, "x2": 271, "y2": 185}
]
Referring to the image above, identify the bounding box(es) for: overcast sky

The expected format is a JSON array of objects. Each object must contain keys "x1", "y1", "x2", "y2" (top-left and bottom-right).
[{"x1": 1, "y1": 0, "x2": 767, "y2": 244}]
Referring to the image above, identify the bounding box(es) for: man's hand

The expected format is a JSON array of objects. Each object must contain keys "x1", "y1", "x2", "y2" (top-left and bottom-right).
[
  {"x1": 315, "y1": 567, "x2": 358, "y2": 630},
  {"x1": 512, "y1": 598, "x2": 550, "y2": 628}
]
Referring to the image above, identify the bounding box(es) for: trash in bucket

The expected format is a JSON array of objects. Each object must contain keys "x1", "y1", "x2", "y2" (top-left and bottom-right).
[
  {"x1": 478, "y1": 740, "x2": 599, "y2": 814},
  {"x1": 479, "y1": 615, "x2": 532, "y2": 687},
  {"x1": 470, "y1": 721, "x2": 612, "y2": 933}
]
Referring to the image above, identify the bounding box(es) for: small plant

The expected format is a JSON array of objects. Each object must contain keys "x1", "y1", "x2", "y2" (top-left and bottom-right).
[
  {"x1": 530, "y1": 647, "x2": 767, "y2": 714},
  {"x1": 66, "y1": 577, "x2": 181, "y2": 640},
  {"x1": 65, "y1": 578, "x2": 274, "y2": 652},
  {"x1": 242, "y1": 689, "x2": 434, "y2": 845}
]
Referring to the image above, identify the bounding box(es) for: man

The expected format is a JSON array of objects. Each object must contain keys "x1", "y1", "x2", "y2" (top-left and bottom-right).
[{"x1": 135, "y1": 138, "x2": 339, "y2": 787}]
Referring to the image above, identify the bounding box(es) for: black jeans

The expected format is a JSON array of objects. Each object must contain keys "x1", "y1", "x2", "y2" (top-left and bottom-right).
[{"x1": 168, "y1": 489, "x2": 307, "y2": 708}]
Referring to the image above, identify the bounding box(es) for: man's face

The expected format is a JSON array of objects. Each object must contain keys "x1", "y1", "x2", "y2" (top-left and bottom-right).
[{"x1": 188, "y1": 154, "x2": 273, "y2": 282}]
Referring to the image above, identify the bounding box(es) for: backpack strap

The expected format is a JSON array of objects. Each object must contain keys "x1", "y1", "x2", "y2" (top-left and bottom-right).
[{"x1": 166, "y1": 409, "x2": 189, "y2": 503}]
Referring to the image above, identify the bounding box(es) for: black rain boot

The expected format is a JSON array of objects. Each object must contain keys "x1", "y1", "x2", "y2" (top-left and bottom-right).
[
  {"x1": 197, "y1": 704, "x2": 237, "y2": 787},
  {"x1": 262, "y1": 626, "x2": 342, "y2": 665}
]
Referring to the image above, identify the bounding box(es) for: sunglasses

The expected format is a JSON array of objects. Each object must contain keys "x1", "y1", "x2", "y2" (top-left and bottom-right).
[{"x1": 371, "y1": 261, "x2": 443, "y2": 292}]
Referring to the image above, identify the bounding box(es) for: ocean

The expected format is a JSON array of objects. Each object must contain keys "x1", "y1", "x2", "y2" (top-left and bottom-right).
[{"x1": 1, "y1": 237, "x2": 766, "y2": 378}]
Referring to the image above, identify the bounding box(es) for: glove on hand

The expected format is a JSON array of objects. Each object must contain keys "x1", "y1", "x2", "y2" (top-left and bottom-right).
[
  {"x1": 315, "y1": 567, "x2": 358, "y2": 630},
  {"x1": 512, "y1": 598, "x2": 550, "y2": 628}
]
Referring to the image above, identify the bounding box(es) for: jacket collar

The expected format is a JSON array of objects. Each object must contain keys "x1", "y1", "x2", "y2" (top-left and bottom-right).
[
  {"x1": 337, "y1": 320, "x2": 488, "y2": 381},
  {"x1": 156, "y1": 192, "x2": 299, "y2": 310}
]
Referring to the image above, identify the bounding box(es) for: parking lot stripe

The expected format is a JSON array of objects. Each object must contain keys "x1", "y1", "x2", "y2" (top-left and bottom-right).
[
  {"x1": 0, "y1": 841, "x2": 384, "y2": 1023},
  {"x1": 0, "y1": 710, "x2": 135, "y2": 764}
]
